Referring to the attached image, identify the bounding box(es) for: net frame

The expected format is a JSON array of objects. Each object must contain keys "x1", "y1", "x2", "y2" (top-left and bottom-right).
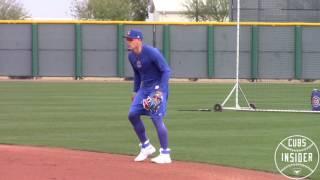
[{"x1": 216, "y1": 0, "x2": 320, "y2": 113}]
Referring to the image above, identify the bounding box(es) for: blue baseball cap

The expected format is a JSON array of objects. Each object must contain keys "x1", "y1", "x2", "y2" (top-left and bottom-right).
[{"x1": 124, "y1": 29, "x2": 143, "y2": 40}]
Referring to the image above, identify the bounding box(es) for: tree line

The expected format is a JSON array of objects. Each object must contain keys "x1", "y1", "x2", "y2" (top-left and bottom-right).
[{"x1": 0, "y1": 0, "x2": 229, "y2": 22}]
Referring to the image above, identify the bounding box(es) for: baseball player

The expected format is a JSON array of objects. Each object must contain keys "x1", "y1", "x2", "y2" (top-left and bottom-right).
[{"x1": 125, "y1": 29, "x2": 171, "y2": 164}]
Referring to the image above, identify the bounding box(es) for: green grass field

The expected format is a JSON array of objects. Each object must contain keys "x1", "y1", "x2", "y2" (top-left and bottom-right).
[{"x1": 0, "y1": 81, "x2": 319, "y2": 179}]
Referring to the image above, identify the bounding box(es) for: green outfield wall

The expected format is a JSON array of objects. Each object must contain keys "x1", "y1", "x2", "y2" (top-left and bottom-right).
[{"x1": 0, "y1": 20, "x2": 320, "y2": 79}]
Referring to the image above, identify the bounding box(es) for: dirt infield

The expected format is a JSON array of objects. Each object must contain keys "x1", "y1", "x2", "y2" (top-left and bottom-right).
[{"x1": 0, "y1": 145, "x2": 288, "y2": 180}]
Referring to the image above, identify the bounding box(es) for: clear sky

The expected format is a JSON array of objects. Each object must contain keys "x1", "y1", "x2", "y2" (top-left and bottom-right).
[{"x1": 20, "y1": 0, "x2": 73, "y2": 19}]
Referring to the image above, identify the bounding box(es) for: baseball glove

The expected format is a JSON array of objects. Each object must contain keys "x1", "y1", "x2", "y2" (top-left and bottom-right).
[{"x1": 142, "y1": 91, "x2": 163, "y2": 113}]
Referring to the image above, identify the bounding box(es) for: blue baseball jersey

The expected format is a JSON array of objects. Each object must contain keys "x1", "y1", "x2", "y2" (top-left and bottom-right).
[
  {"x1": 129, "y1": 45, "x2": 170, "y2": 93},
  {"x1": 128, "y1": 45, "x2": 171, "y2": 117}
]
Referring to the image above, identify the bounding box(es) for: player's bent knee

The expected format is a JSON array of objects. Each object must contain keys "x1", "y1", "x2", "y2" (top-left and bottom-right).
[{"x1": 151, "y1": 116, "x2": 164, "y2": 126}]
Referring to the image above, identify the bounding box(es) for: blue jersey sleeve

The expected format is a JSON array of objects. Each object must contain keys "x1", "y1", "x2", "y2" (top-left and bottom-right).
[
  {"x1": 152, "y1": 49, "x2": 171, "y2": 92},
  {"x1": 129, "y1": 55, "x2": 141, "y2": 92}
]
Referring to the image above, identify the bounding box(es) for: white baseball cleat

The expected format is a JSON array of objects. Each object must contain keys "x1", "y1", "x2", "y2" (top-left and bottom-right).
[
  {"x1": 134, "y1": 140, "x2": 156, "y2": 162},
  {"x1": 151, "y1": 148, "x2": 172, "y2": 164}
]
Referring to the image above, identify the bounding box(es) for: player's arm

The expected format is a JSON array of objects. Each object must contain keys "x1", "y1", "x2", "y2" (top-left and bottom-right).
[
  {"x1": 129, "y1": 56, "x2": 141, "y2": 100},
  {"x1": 152, "y1": 49, "x2": 171, "y2": 92},
  {"x1": 132, "y1": 67, "x2": 141, "y2": 93},
  {"x1": 131, "y1": 68, "x2": 140, "y2": 101}
]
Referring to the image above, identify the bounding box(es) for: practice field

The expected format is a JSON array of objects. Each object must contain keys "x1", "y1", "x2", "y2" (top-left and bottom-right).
[{"x1": 0, "y1": 81, "x2": 319, "y2": 179}]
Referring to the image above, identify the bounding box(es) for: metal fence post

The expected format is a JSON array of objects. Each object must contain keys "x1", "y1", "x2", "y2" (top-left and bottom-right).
[
  {"x1": 32, "y1": 24, "x2": 39, "y2": 78},
  {"x1": 117, "y1": 24, "x2": 125, "y2": 77},
  {"x1": 294, "y1": 26, "x2": 302, "y2": 80},
  {"x1": 163, "y1": 25, "x2": 171, "y2": 65},
  {"x1": 207, "y1": 25, "x2": 214, "y2": 78},
  {"x1": 251, "y1": 26, "x2": 259, "y2": 80},
  {"x1": 75, "y1": 24, "x2": 83, "y2": 80}
]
